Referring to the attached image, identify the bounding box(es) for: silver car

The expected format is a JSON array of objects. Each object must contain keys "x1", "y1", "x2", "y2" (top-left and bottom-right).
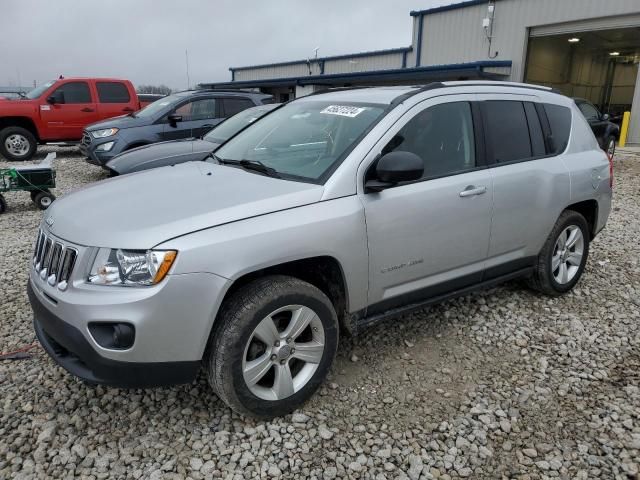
[{"x1": 28, "y1": 81, "x2": 612, "y2": 418}]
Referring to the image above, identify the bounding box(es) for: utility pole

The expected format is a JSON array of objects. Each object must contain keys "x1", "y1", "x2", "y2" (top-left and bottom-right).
[{"x1": 185, "y1": 49, "x2": 191, "y2": 90}]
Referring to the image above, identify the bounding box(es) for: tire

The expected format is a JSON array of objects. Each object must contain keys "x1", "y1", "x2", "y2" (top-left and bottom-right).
[
  {"x1": 605, "y1": 136, "x2": 616, "y2": 159},
  {"x1": 0, "y1": 126, "x2": 37, "y2": 161},
  {"x1": 0, "y1": 194, "x2": 6, "y2": 214},
  {"x1": 34, "y1": 191, "x2": 55, "y2": 210},
  {"x1": 528, "y1": 210, "x2": 590, "y2": 296},
  {"x1": 206, "y1": 275, "x2": 338, "y2": 418},
  {"x1": 30, "y1": 191, "x2": 39, "y2": 201}
]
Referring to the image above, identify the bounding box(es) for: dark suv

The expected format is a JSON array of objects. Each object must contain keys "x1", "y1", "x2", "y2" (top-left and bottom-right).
[
  {"x1": 574, "y1": 98, "x2": 619, "y2": 158},
  {"x1": 81, "y1": 90, "x2": 272, "y2": 166}
]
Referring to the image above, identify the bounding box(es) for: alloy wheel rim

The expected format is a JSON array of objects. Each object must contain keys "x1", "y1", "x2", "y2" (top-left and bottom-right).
[
  {"x1": 551, "y1": 225, "x2": 584, "y2": 284},
  {"x1": 242, "y1": 304, "x2": 325, "y2": 401},
  {"x1": 40, "y1": 196, "x2": 52, "y2": 207},
  {"x1": 607, "y1": 139, "x2": 615, "y2": 159},
  {"x1": 5, "y1": 134, "x2": 30, "y2": 157}
]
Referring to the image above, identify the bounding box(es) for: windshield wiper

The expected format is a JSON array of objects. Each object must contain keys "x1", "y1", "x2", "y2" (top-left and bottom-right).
[{"x1": 215, "y1": 156, "x2": 281, "y2": 178}]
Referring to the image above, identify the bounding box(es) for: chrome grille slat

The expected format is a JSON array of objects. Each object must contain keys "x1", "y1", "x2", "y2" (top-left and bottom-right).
[{"x1": 32, "y1": 230, "x2": 78, "y2": 290}]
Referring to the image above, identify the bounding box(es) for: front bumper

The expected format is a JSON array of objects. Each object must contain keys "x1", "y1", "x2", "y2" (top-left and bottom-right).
[
  {"x1": 27, "y1": 256, "x2": 229, "y2": 387},
  {"x1": 29, "y1": 281, "x2": 199, "y2": 387},
  {"x1": 81, "y1": 134, "x2": 121, "y2": 167}
]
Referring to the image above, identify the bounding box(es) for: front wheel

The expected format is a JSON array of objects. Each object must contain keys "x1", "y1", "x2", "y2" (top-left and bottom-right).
[
  {"x1": 0, "y1": 194, "x2": 6, "y2": 214},
  {"x1": 0, "y1": 127, "x2": 37, "y2": 161},
  {"x1": 206, "y1": 275, "x2": 338, "y2": 418},
  {"x1": 528, "y1": 210, "x2": 589, "y2": 296}
]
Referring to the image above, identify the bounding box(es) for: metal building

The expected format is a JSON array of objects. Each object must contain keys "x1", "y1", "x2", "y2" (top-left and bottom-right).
[{"x1": 201, "y1": 0, "x2": 640, "y2": 144}]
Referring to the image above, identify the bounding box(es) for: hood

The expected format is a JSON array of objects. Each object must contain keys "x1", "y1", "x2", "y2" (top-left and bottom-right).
[
  {"x1": 86, "y1": 114, "x2": 153, "y2": 131},
  {"x1": 106, "y1": 139, "x2": 214, "y2": 174},
  {"x1": 46, "y1": 161, "x2": 323, "y2": 248}
]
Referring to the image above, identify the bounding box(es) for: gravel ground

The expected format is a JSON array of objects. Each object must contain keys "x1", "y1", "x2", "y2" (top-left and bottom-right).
[{"x1": 1, "y1": 147, "x2": 639, "y2": 479}]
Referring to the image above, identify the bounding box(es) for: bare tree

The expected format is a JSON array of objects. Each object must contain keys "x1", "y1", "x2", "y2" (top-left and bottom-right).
[{"x1": 136, "y1": 84, "x2": 172, "y2": 95}]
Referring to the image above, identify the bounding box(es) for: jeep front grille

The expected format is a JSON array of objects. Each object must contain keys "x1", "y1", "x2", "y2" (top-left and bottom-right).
[
  {"x1": 33, "y1": 229, "x2": 77, "y2": 290},
  {"x1": 81, "y1": 132, "x2": 91, "y2": 146}
]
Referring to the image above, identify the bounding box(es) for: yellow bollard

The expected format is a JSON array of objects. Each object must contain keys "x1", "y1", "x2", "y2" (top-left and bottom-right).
[{"x1": 619, "y1": 111, "x2": 630, "y2": 147}]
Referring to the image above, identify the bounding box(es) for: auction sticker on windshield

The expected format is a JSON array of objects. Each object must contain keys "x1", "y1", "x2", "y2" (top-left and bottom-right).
[{"x1": 321, "y1": 105, "x2": 367, "y2": 117}]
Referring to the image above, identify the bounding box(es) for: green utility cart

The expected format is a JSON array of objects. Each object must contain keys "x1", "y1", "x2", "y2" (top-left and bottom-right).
[{"x1": 0, "y1": 153, "x2": 57, "y2": 213}]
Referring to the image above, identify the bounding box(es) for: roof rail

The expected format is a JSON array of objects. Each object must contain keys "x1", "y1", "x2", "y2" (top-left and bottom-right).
[
  {"x1": 389, "y1": 82, "x2": 445, "y2": 106},
  {"x1": 192, "y1": 86, "x2": 271, "y2": 95},
  {"x1": 443, "y1": 80, "x2": 564, "y2": 95}
]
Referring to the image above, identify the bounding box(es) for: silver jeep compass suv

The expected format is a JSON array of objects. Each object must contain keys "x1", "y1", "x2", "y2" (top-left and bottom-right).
[{"x1": 28, "y1": 82, "x2": 612, "y2": 418}]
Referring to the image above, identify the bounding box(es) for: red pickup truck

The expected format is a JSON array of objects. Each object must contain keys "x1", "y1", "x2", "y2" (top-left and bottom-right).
[{"x1": 0, "y1": 77, "x2": 158, "y2": 161}]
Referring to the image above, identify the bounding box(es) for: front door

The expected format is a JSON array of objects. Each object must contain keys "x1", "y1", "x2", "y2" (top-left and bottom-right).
[
  {"x1": 39, "y1": 81, "x2": 98, "y2": 140},
  {"x1": 360, "y1": 96, "x2": 493, "y2": 314},
  {"x1": 161, "y1": 97, "x2": 221, "y2": 141}
]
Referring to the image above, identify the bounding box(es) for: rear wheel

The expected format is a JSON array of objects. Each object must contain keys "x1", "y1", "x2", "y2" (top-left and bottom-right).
[
  {"x1": 206, "y1": 275, "x2": 338, "y2": 418},
  {"x1": 0, "y1": 127, "x2": 37, "y2": 161},
  {"x1": 528, "y1": 210, "x2": 589, "y2": 296},
  {"x1": 0, "y1": 194, "x2": 6, "y2": 214},
  {"x1": 605, "y1": 136, "x2": 616, "y2": 159},
  {"x1": 34, "y1": 191, "x2": 55, "y2": 210}
]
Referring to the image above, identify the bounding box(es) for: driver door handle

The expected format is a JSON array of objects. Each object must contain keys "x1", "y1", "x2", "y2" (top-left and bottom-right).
[
  {"x1": 459, "y1": 185, "x2": 487, "y2": 197},
  {"x1": 81, "y1": 107, "x2": 94, "y2": 112}
]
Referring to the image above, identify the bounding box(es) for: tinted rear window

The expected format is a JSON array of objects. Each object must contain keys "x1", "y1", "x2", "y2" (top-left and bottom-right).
[
  {"x1": 544, "y1": 104, "x2": 572, "y2": 154},
  {"x1": 97, "y1": 82, "x2": 131, "y2": 103},
  {"x1": 222, "y1": 98, "x2": 255, "y2": 117},
  {"x1": 484, "y1": 101, "x2": 532, "y2": 163}
]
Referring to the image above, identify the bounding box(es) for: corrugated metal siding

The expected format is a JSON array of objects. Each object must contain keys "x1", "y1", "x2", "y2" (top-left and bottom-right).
[
  {"x1": 235, "y1": 52, "x2": 405, "y2": 81},
  {"x1": 234, "y1": 63, "x2": 319, "y2": 82},
  {"x1": 420, "y1": 0, "x2": 640, "y2": 81},
  {"x1": 324, "y1": 52, "x2": 404, "y2": 74}
]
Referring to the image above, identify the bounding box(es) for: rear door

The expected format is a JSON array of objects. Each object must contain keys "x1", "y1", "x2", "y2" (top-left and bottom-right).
[
  {"x1": 161, "y1": 97, "x2": 219, "y2": 140},
  {"x1": 39, "y1": 80, "x2": 98, "y2": 140},
  {"x1": 480, "y1": 97, "x2": 570, "y2": 278},
  {"x1": 221, "y1": 97, "x2": 256, "y2": 120},
  {"x1": 360, "y1": 95, "x2": 493, "y2": 313},
  {"x1": 95, "y1": 81, "x2": 136, "y2": 120}
]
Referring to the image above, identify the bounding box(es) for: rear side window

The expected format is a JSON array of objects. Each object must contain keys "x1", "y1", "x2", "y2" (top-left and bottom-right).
[
  {"x1": 53, "y1": 81, "x2": 91, "y2": 104},
  {"x1": 544, "y1": 104, "x2": 572, "y2": 154},
  {"x1": 222, "y1": 98, "x2": 255, "y2": 117},
  {"x1": 483, "y1": 101, "x2": 532, "y2": 163},
  {"x1": 96, "y1": 82, "x2": 131, "y2": 103}
]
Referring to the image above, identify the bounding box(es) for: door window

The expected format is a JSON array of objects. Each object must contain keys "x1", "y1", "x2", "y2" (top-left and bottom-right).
[
  {"x1": 483, "y1": 101, "x2": 532, "y2": 163},
  {"x1": 222, "y1": 98, "x2": 254, "y2": 117},
  {"x1": 53, "y1": 82, "x2": 91, "y2": 104},
  {"x1": 381, "y1": 101, "x2": 476, "y2": 179},
  {"x1": 174, "y1": 98, "x2": 217, "y2": 121},
  {"x1": 543, "y1": 104, "x2": 572, "y2": 154},
  {"x1": 523, "y1": 102, "x2": 546, "y2": 157},
  {"x1": 96, "y1": 82, "x2": 131, "y2": 103},
  {"x1": 577, "y1": 102, "x2": 600, "y2": 121}
]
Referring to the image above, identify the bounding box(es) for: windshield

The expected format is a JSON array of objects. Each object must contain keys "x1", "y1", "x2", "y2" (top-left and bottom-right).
[
  {"x1": 134, "y1": 93, "x2": 183, "y2": 118},
  {"x1": 214, "y1": 101, "x2": 386, "y2": 182},
  {"x1": 204, "y1": 104, "x2": 277, "y2": 144},
  {"x1": 25, "y1": 81, "x2": 55, "y2": 99}
]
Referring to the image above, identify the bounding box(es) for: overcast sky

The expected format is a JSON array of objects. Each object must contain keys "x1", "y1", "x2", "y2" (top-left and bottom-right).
[{"x1": 1, "y1": 0, "x2": 446, "y2": 90}]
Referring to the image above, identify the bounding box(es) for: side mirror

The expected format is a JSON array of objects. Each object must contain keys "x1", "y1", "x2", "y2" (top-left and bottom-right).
[
  {"x1": 47, "y1": 92, "x2": 64, "y2": 104},
  {"x1": 602, "y1": 113, "x2": 610, "y2": 121},
  {"x1": 168, "y1": 113, "x2": 182, "y2": 127},
  {"x1": 365, "y1": 151, "x2": 424, "y2": 193}
]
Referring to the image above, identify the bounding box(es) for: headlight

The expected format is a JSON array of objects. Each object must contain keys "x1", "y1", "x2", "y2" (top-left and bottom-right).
[
  {"x1": 91, "y1": 128, "x2": 119, "y2": 138},
  {"x1": 88, "y1": 248, "x2": 177, "y2": 286}
]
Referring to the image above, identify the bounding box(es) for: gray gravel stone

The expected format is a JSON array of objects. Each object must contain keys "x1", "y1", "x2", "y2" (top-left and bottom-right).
[{"x1": 0, "y1": 148, "x2": 639, "y2": 479}]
